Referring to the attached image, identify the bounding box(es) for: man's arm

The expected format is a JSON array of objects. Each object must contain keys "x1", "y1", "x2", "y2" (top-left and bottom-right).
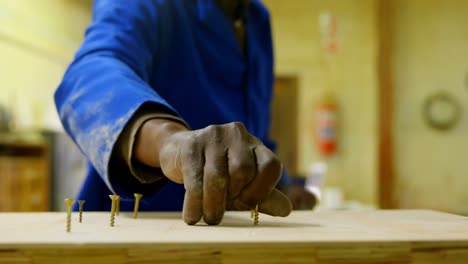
[
  {"x1": 55, "y1": 0, "x2": 291, "y2": 225},
  {"x1": 55, "y1": 0, "x2": 176, "y2": 198}
]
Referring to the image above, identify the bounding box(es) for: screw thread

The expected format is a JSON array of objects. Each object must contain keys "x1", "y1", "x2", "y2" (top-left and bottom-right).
[
  {"x1": 110, "y1": 212, "x2": 115, "y2": 227},
  {"x1": 116, "y1": 198, "x2": 120, "y2": 216},
  {"x1": 133, "y1": 203, "x2": 139, "y2": 219},
  {"x1": 254, "y1": 205, "x2": 259, "y2": 226},
  {"x1": 78, "y1": 200, "x2": 85, "y2": 223},
  {"x1": 109, "y1": 195, "x2": 119, "y2": 227},
  {"x1": 133, "y1": 193, "x2": 143, "y2": 219},
  {"x1": 66, "y1": 213, "x2": 71, "y2": 232},
  {"x1": 64, "y1": 199, "x2": 74, "y2": 233}
]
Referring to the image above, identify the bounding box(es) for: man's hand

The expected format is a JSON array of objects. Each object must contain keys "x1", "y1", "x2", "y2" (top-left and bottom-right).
[{"x1": 134, "y1": 119, "x2": 292, "y2": 225}]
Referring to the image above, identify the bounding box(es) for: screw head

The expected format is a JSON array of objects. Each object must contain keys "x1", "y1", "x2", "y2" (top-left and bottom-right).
[
  {"x1": 64, "y1": 199, "x2": 75, "y2": 206},
  {"x1": 134, "y1": 193, "x2": 143, "y2": 200},
  {"x1": 109, "y1": 195, "x2": 120, "y2": 201},
  {"x1": 78, "y1": 200, "x2": 85, "y2": 206}
]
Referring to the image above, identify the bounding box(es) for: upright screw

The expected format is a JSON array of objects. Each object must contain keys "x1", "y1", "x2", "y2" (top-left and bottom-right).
[
  {"x1": 109, "y1": 195, "x2": 119, "y2": 227},
  {"x1": 253, "y1": 204, "x2": 259, "y2": 226},
  {"x1": 64, "y1": 199, "x2": 75, "y2": 232},
  {"x1": 78, "y1": 200, "x2": 85, "y2": 223},
  {"x1": 133, "y1": 193, "x2": 143, "y2": 219}
]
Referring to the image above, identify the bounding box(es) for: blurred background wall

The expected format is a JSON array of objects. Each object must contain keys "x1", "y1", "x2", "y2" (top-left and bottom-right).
[
  {"x1": 264, "y1": 0, "x2": 379, "y2": 207},
  {"x1": 0, "y1": 0, "x2": 91, "y2": 129},
  {"x1": 266, "y1": 0, "x2": 468, "y2": 214},
  {"x1": 0, "y1": 0, "x2": 91, "y2": 211},
  {"x1": 0, "y1": 0, "x2": 466, "y2": 214},
  {"x1": 391, "y1": 0, "x2": 468, "y2": 214}
]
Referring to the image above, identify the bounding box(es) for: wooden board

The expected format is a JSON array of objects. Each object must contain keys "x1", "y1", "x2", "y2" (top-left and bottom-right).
[{"x1": 1, "y1": 210, "x2": 467, "y2": 263}]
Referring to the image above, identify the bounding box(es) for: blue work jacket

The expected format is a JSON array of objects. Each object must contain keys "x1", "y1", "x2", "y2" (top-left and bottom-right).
[{"x1": 55, "y1": 0, "x2": 283, "y2": 212}]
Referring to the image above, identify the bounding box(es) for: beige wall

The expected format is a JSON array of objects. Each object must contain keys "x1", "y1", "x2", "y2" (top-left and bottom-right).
[
  {"x1": 0, "y1": 0, "x2": 91, "y2": 130},
  {"x1": 264, "y1": 0, "x2": 379, "y2": 206},
  {"x1": 6, "y1": 0, "x2": 465, "y2": 214},
  {"x1": 392, "y1": 0, "x2": 468, "y2": 214}
]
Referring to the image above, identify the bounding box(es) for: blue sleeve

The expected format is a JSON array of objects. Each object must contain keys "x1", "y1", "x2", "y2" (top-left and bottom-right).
[{"x1": 54, "y1": 0, "x2": 176, "y2": 196}]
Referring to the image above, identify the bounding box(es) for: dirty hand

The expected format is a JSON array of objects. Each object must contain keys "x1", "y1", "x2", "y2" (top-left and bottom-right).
[{"x1": 135, "y1": 119, "x2": 292, "y2": 225}]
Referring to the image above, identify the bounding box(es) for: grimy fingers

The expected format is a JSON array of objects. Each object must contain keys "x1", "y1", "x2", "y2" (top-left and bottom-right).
[
  {"x1": 230, "y1": 188, "x2": 292, "y2": 217},
  {"x1": 181, "y1": 143, "x2": 204, "y2": 225},
  {"x1": 227, "y1": 144, "x2": 256, "y2": 199},
  {"x1": 203, "y1": 144, "x2": 229, "y2": 225},
  {"x1": 236, "y1": 144, "x2": 282, "y2": 208},
  {"x1": 258, "y1": 188, "x2": 292, "y2": 217}
]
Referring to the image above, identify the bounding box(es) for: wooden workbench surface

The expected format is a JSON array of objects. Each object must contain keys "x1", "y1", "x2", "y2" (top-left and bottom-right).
[{"x1": 1, "y1": 210, "x2": 467, "y2": 263}]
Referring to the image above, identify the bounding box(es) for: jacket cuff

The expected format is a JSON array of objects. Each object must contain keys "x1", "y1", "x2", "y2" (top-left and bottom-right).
[{"x1": 116, "y1": 105, "x2": 190, "y2": 184}]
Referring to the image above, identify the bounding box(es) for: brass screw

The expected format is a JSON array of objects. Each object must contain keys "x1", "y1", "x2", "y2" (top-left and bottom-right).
[
  {"x1": 109, "y1": 195, "x2": 119, "y2": 227},
  {"x1": 115, "y1": 196, "x2": 120, "y2": 216},
  {"x1": 64, "y1": 199, "x2": 75, "y2": 232},
  {"x1": 78, "y1": 200, "x2": 85, "y2": 223},
  {"x1": 133, "y1": 193, "x2": 143, "y2": 219},
  {"x1": 253, "y1": 204, "x2": 259, "y2": 226}
]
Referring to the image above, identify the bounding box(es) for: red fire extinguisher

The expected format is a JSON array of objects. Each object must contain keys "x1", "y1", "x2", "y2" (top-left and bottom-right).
[{"x1": 316, "y1": 93, "x2": 337, "y2": 156}]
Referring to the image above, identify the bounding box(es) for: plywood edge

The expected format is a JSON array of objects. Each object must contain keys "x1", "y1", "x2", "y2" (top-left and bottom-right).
[
  {"x1": 2, "y1": 243, "x2": 468, "y2": 264},
  {"x1": 2, "y1": 241, "x2": 468, "y2": 250}
]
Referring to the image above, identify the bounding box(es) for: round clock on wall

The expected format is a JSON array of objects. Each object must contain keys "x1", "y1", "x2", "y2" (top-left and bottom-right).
[{"x1": 422, "y1": 91, "x2": 461, "y2": 131}]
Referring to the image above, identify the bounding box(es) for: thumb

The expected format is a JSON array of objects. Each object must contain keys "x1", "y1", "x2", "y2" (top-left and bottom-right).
[
  {"x1": 258, "y1": 188, "x2": 292, "y2": 217},
  {"x1": 159, "y1": 143, "x2": 184, "y2": 184}
]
